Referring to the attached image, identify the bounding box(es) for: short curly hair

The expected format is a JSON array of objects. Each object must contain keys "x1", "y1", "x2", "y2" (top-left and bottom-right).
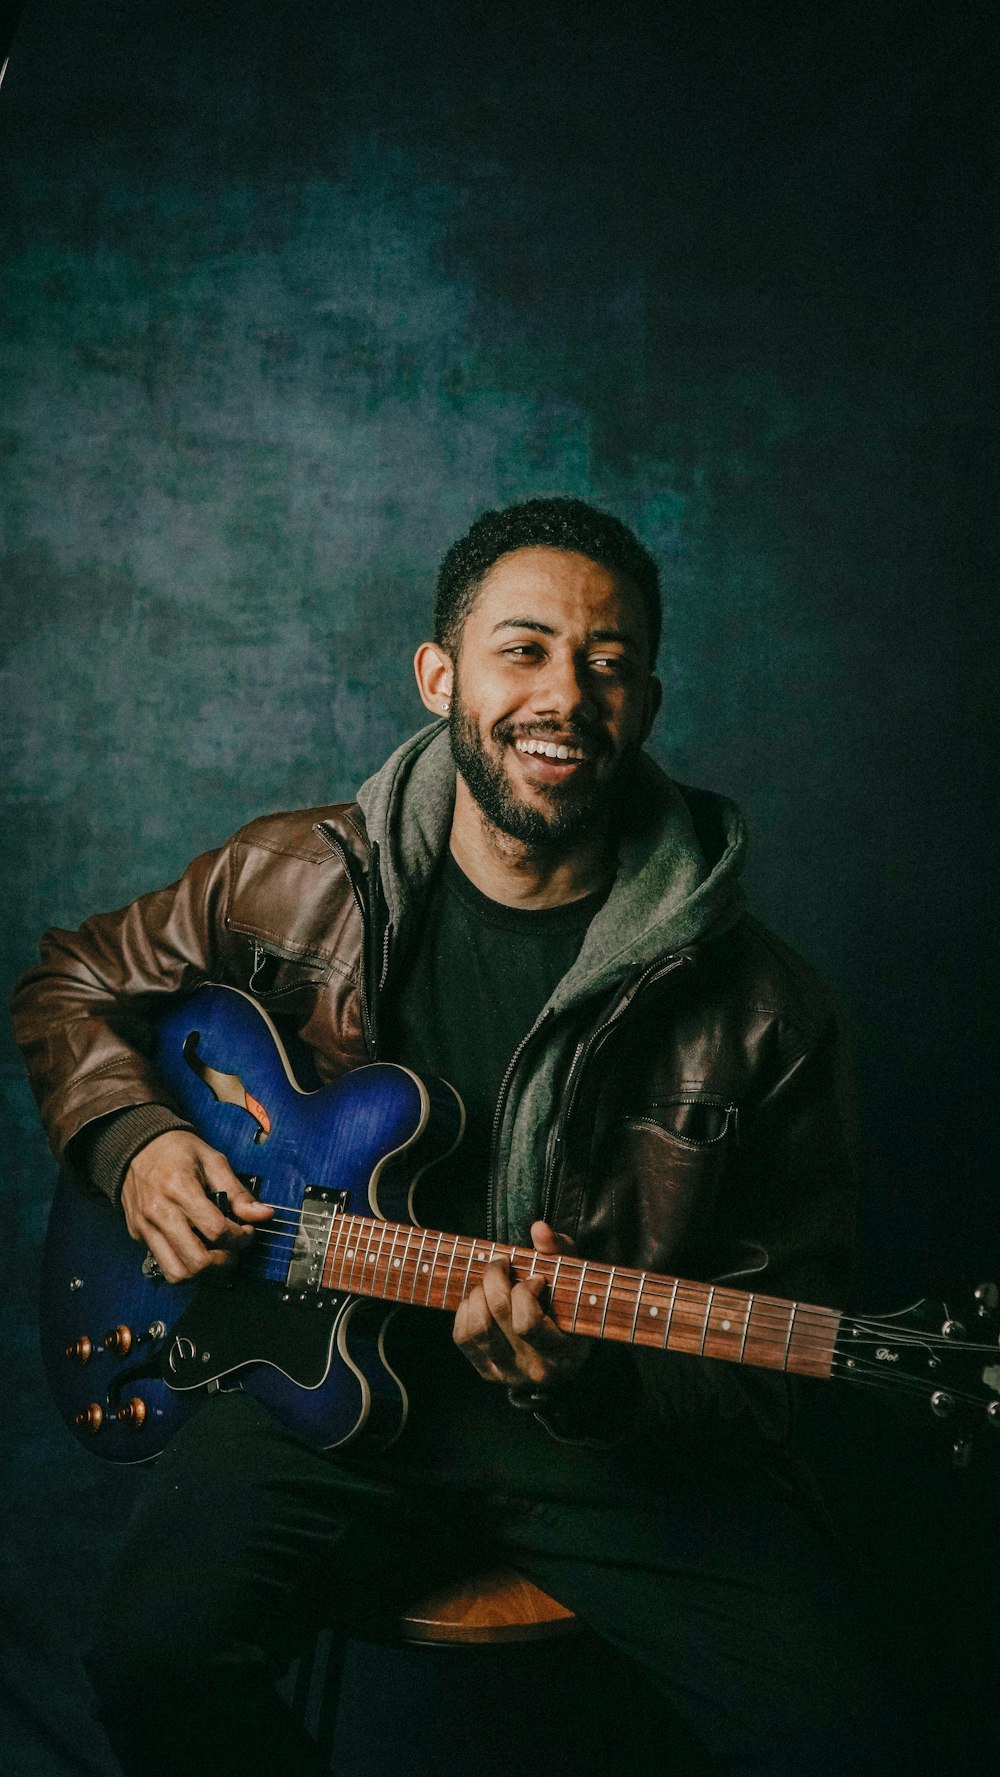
[{"x1": 434, "y1": 497, "x2": 661, "y2": 663}]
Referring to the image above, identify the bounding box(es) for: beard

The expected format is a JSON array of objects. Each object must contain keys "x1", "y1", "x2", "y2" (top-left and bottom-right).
[{"x1": 448, "y1": 689, "x2": 636, "y2": 852}]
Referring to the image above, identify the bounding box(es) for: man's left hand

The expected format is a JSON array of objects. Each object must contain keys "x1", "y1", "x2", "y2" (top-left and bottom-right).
[{"x1": 452, "y1": 1220, "x2": 593, "y2": 1390}]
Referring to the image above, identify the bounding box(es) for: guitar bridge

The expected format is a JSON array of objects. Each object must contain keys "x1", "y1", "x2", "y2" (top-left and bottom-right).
[{"x1": 285, "y1": 1189, "x2": 347, "y2": 1293}]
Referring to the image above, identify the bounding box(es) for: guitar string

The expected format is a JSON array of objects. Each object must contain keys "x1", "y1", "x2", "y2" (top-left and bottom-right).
[
  {"x1": 235, "y1": 1211, "x2": 999, "y2": 1358},
  {"x1": 826, "y1": 1361, "x2": 993, "y2": 1413},
  {"x1": 247, "y1": 1211, "x2": 1000, "y2": 1352},
  {"x1": 216, "y1": 1214, "x2": 867, "y2": 1360},
  {"x1": 211, "y1": 1208, "x2": 998, "y2": 1367}
]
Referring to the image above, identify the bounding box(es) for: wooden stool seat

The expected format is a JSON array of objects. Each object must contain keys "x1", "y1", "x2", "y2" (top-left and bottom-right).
[
  {"x1": 397, "y1": 1565, "x2": 579, "y2": 1644},
  {"x1": 289, "y1": 1569, "x2": 580, "y2": 1764}
]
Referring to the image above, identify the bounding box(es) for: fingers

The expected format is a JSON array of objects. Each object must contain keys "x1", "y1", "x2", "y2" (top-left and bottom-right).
[
  {"x1": 121, "y1": 1129, "x2": 270, "y2": 1284},
  {"x1": 529, "y1": 1219, "x2": 576, "y2": 1257},
  {"x1": 453, "y1": 1256, "x2": 573, "y2": 1387},
  {"x1": 198, "y1": 1147, "x2": 273, "y2": 1225}
]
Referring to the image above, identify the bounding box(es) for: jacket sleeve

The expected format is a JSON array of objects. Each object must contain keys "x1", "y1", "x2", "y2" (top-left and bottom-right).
[{"x1": 9, "y1": 841, "x2": 235, "y2": 1171}]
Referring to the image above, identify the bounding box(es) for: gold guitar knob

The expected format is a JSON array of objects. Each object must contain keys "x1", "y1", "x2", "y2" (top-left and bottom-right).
[
  {"x1": 103, "y1": 1325, "x2": 134, "y2": 1355},
  {"x1": 75, "y1": 1402, "x2": 104, "y2": 1432},
  {"x1": 64, "y1": 1336, "x2": 93, "y2": 1364},
  {"x1": 115, "y1": 1397, "x2": 148, "y2": 1428}
]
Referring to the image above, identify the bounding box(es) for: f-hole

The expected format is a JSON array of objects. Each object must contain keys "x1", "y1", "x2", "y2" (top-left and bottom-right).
[{"x1": 181, "y1": 1031, "x2": 271, "y2": 1142}]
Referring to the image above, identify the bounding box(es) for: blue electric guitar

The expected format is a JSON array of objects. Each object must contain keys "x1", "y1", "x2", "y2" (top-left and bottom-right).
[{"x1": 40, "y1": 986, "x2": 1000, "y2": 1465}]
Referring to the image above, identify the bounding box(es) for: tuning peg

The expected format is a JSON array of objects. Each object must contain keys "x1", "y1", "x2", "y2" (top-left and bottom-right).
[
  {"x1": 974, "y1": 1282, "x2": 999, "y2": 1318},
  {"x1": 952, "y1": 1437, "x2": 973, "y2": 1469}
]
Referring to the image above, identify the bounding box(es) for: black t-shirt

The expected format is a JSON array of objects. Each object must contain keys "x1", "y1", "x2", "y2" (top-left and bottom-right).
[
  {"x1": 377, "y1": 852, "x2": 633, "y2": 1486},
  {"x1": 383, "y1": 850, "x2": 608, "y2": 1237}
]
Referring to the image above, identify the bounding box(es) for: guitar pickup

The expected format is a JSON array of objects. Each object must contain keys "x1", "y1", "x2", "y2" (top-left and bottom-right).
[{"x1": 285, "y1": 1189, "x2": 347, "y2": 1293}]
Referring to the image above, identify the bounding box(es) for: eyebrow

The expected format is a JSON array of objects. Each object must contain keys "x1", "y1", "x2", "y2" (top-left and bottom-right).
[{"x1": 490, "y1": 618, "x2": 639, "y2": 650}]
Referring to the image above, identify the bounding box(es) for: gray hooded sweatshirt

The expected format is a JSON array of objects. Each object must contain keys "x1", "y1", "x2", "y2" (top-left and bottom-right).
[{"x1": 357, "y1": 721, "x2": 747, "y2": 1245}]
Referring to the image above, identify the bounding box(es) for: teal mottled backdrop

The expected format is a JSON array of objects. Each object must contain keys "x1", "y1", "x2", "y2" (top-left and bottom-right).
[{"x1": 2, "y1": 3, "x2": 997, "y2": 1771}]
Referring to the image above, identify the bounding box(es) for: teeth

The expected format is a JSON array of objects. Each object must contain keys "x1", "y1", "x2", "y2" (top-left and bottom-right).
[{"x1": 515, "y1": 739, "x2": 585, "y2": 761}]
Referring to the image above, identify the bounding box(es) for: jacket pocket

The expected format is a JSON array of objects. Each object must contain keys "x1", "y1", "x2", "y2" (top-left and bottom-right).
[
  {"x1": 604, "y1": 1094, "x2": 738, "y2": 1269},
  {"x1": 244, "y1": 938, "x2": 332, "y2": 1002},
  {"x1": 624, "y1": 1092, "x2": 738, "y2": 1149}
]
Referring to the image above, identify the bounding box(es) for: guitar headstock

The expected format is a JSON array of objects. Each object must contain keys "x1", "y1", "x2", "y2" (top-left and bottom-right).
[{"x1": 836, "y1": 1281, "x2": 1000, "y2": 1465}]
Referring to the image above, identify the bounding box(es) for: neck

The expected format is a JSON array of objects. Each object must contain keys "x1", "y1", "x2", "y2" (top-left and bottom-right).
[{"x1": 449, "y1": 776, "x2": 613, "y2": 909}]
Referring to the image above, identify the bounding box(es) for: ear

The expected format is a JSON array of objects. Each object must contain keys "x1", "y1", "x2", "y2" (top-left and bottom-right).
[
  {"x1": 641, "y1": 675, "x2": 662, "y2": 741},
  {"x1": 414, "y1": 642, "x2": 454, "y2": 718}
]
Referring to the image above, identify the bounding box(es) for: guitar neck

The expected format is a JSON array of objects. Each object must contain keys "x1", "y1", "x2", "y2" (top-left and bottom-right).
[{"x1": 320, "y1": 1214, "x2": 841, "y2": 1381}]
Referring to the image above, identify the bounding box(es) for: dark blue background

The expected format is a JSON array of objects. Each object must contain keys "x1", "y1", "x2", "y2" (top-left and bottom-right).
[{"x1": 2, "y1": 3, "x2": 997, "y2": 1770}]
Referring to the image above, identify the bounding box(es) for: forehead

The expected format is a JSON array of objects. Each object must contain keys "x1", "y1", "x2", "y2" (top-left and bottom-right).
[{"x1": 467, "y1": 546, "x2": 647, "y2": 644}]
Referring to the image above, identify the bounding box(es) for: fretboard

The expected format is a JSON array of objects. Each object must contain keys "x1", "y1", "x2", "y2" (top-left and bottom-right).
[{"x1": 320, "y1": 1215, "x2": 840, "y2": 1380}]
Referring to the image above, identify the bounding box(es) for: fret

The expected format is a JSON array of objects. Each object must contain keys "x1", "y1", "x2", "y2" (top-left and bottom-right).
[
  {"x1": 781, "y1": 1303, "x2": 798, "y2": 1372},
  {"x1": 550, "y1": 1254, "x2": 564, "y2": 1316},
  {"x1": 361, "y1": 1215, "x2": 380, "y2": 1294},
  {"x1": 739, "y1": 1294, "x2": 753, "y2": 1362},
  {"x1": 440, "y1": 1234, "x2": 463, "y2": 1310},
  {"x1": 458, "y1": 1239, "x2": 479, "y2": 1306},
  {"x1": 699, "y1": 1285, "x2": 715, "y2": 1356},
  {"x1": 334, "y1": 1213, "x2": 353, "y2": 1292},
  {"x1": 425, "y1": 1230, "x2": 445, "y2": 1306},
  {"x1": 570, "y1": 1261, "x2": 587, "y2": 1332},
  {"x1": 409, "y1": 1228, "x2": 430, "y2": 1304},
  {"x1": 319, "y1": 1204, "x2": 338, "y2": 1282},
  {"x1": 629, "y1": 1272, "x2": 648, "y2": 1344},
  {"x1": 373, "y1": 1219, "x2": 393, "y2": 1296},
  {"x1": 395, "y1": 1226, "x2": 417, "y2": 1300},
  {"x1": 322, "y1": 1213, "x2": 342, "y2": 1291},
  {"x1": 350, "y1": 1221, "x2": 368, "y2": 1293},
  {"x1": 662, "y1": 1278, "x2": 680, "y2": 1348},
  {"x1": 598, "y1": 1268, "x2": 614, "y2": 1338}
]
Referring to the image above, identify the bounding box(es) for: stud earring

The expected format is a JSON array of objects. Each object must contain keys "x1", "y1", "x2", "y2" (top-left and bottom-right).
[{"x1": 442, "y1": 698, "x2": 451, "y2": 715}]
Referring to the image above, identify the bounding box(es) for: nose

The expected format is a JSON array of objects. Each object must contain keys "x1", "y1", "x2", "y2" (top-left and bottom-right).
[{"x1": 530, "y1": 647, "x2": 599, "y2": 723}]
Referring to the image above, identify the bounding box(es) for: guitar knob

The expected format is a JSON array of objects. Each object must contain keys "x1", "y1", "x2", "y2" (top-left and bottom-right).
[
  {"x1": 941, "y1": 1320, "x2": 965, "y2": 1338},
  {"x1": 115, "y1": 1397, "x2": 148, "y2": 1428},
  {"x1": 75, "y1": 1402, "x2": 104, "y2": 1432},
  {"x1": 64, "y1": 1336, "x2": 93, "y2": 1364},
  {"x1": 103, "y1": 1325, "x2": 134, "y2": 1355},
  {"x1": 987, "y1": 1401, "x2": 1000, "y2": 1425},
  {"x1": 931, "y1": 1390, "x2": 956, "y2": 1418}
]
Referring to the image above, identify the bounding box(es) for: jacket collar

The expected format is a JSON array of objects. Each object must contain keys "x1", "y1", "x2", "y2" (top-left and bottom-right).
[{"x1": 356, "y1": 721, "x2": 747, "y2": 1010}]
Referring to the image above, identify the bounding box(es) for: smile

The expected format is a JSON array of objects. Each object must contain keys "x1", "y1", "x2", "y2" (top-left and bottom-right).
[{"x1": 514, "y1": 738, "x2": 589, "y2": 761}]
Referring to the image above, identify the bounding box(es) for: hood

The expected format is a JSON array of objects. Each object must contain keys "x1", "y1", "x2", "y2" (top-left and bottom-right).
[{"x1": 358, "y1": 720, "x2": 748, "y2": 1238}]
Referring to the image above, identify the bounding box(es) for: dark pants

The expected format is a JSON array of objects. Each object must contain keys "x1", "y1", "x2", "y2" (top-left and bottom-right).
[{"x1": 87, "y1": 1393, "x2": 881, "y2": 1777}]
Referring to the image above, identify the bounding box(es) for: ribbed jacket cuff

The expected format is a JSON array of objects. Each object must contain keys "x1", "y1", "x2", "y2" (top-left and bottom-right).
[{"x1": 73, "y1": 1105, "x2": 196, "y2": 1204}]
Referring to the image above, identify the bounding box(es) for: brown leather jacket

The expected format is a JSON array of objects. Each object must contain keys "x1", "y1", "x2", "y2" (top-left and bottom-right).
[{"x1": 12, "y1": 794, "x2": 859, "y2": 1449}]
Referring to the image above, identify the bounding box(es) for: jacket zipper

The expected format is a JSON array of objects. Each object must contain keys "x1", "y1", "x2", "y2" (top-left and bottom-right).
[
  {"x1": 644, "y1": 1091, "x2": 741, "y2": 1149},
  {"x1": 486, "y1": 1007, "x2": 553, "y2": 1240},
  {"x1": 539, "y1": 952, "x2": 694, "y2": 1224},
  {"x1": 314, "y1": 821, "x2": 391, "y2": 1061}
]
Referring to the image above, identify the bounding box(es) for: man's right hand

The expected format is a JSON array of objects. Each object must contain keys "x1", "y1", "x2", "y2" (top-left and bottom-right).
[{"x1": 121, "y1": 1130, "x2": 273, "y2": 1284}]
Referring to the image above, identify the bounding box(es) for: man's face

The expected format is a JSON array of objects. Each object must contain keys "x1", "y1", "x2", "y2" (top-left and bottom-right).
[{"x1": 448, "y1": 546, "x2": 660, "y2": 850}]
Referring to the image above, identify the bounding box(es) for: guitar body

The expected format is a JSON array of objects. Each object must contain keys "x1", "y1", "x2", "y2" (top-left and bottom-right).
[
  {"x1": 39, "y1": 985, "x2": 1000, "y2": 1467},
  {"x1": 40, "y1": 986, "x2": 464, "y2": 1464}
]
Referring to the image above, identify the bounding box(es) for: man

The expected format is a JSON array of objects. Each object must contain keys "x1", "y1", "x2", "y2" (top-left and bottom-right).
[{"x1": 12, "y1": 497, "x2": 870, "y2": 1775}]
